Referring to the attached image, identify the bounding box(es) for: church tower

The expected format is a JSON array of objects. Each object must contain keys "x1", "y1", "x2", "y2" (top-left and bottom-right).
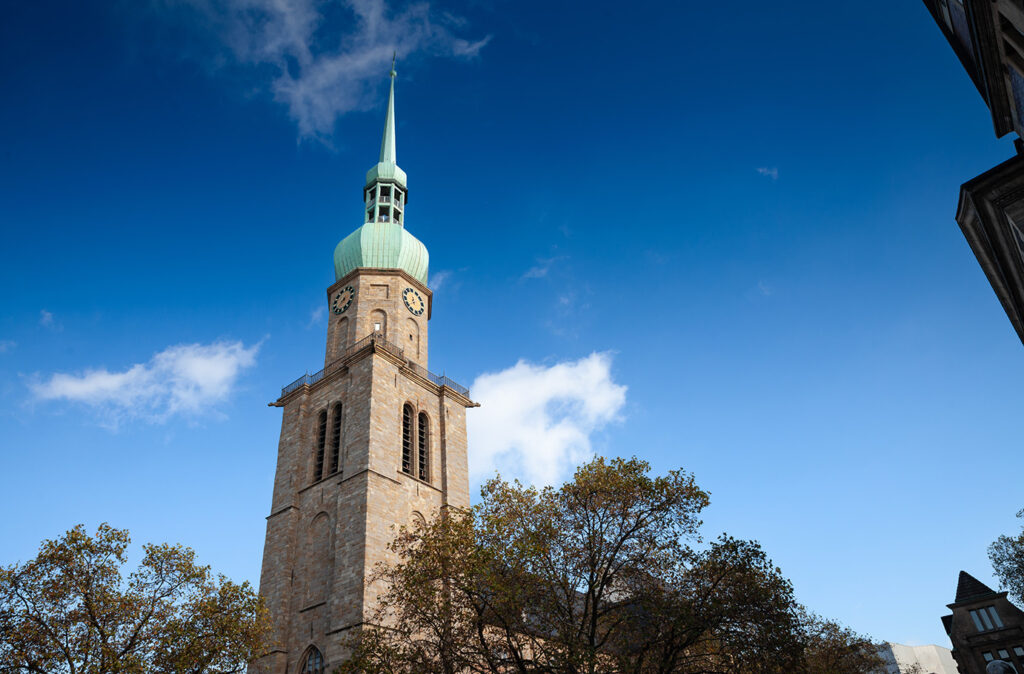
[{"x1": 252, "y1": 65, "x2": 475, "y2": 674}]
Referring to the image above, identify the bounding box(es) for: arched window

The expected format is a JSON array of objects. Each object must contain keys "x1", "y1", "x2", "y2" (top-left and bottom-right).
[
  {"x1": 370, "y1": 309, "x2": 387, "y2": 336},
  {"x1": 331, "y1": 316, "x2": 349, "y2": 359},
  {"x1": 417, "y1": 412, "x2": 429, "y2": 482},
  {"x1": 329, "y1": 404, "x2": 342, "y2": 475},
  {"x1": 305, "y1": 514, "x2": 332, "y2": 604},
  {"x1": 301, "y1": 646, "x2": 325, "y2": 674},
  {"x1": 405, "y1": 317, "x2": 420, "y2": 357},
  {"x1": 313, "y1": 409, "x2": 327, "y2": 482},
  {"x1": 402, "y1": 404, "x2": 413, "y2": 475}
]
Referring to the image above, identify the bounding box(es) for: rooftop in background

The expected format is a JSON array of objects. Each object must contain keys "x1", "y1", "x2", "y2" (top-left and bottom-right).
[
  {"x1": 921, "y1": 0, "x2": 1024, "y2": 141},
  {"x1": 923, "y1": 0, "x2": 1024, "y2": 346}
]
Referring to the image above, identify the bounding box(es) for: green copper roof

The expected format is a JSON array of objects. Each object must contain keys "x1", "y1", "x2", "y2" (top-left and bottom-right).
[
  {"x1": 334, "y1": 222, "x2": 428, "y2": 284},
  {"x1": 365, "y1": 62, "x2": 407, "y2": 188},
  {"x1": 336, "y1": 61, "x2": 426, "y2": 285}
]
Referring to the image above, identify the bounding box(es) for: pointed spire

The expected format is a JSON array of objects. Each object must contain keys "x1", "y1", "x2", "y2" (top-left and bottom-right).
[
  {"x1": 379, "y1": 53, "x2": 397, "y2": 165},
  {"x1": 954, "y1": 571, "x2": 997, "y2": 603}
]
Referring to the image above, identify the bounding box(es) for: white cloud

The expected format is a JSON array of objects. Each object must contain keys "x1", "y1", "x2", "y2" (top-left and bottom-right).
[
  {"x1": 467, "y1": 352, "x2": 627, "y2": 486},
  {"x1": 172, "y1": 0, "x2": 490, "y2": 141},
  {"x1": 307, "y1": 305, "x2": 326, "y2": 328},
  {"x1": 756, "y1": 167, "x2": 779, "y2": 180},
  {"x1": 757, "y1": 280, "x2": 774, "y2": 296},
  {"x1": 429, "y1": 270, "x2": 452, "y2": 291},
  {"x1": 39, "y1": 309, "x2": 61, "y2": 330},
  {"x1": 0, "y1": 340, "x2": 15, "y2": 353},
  {"x1": 522, "y1": 256, "x2": 563, "y2": 280},
  {"x1": 30, "y1": 340, "x2": 260, "y2": 428}
]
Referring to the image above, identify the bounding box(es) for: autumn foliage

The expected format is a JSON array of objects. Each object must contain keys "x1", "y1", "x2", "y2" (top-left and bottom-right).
[
  {"x1": 338, "y1": 456, "x2": 882, "y2": 674},
  {"x1": 0, "y1": 523, "x2": 271, "y2": 674}
]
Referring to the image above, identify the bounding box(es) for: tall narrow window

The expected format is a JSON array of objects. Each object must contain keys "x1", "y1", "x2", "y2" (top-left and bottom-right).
[
  {"x1": 402, "y1": 404, "x2": 413, "y2": 475},
  {"x1": 417, "y1": 412, "x2": 429, "y2": 482},
  {"x1": 329, "y1": 404, "x2": 342, "y2": 474},
  {"x1": 302, "y1": 647, "x2": 325, "y2": 674},
  {"x1": 313, "y1": 410, "x2": 327, "y2": 482}
]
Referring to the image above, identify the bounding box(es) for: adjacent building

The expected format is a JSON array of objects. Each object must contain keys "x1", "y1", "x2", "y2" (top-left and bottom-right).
[
  {"x1": 877, "y1": 642, "x2": 959, "y2": 673},
  {"x1": 922, "y1": 0, "x2": 1024, "y2": 345},
  {"x1": 249, "y1": 67, "x2": 477, "y2": 674},
  {"x1": 941, "y1": 571, "x2": 1024, "y2": 673}
]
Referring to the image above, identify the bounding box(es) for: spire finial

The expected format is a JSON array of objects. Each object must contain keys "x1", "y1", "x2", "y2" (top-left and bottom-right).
[{"x1": 379, "y1": 57, "x2": 397, "y2": 164}]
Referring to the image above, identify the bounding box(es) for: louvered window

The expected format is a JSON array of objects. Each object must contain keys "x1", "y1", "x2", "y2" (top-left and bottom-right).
[
  {"x1": 313, "y1": 410, "x2": 327, "y2": 482},
  {"x1": 402, "y1": 404, "x2": 413, "y2": 475},
  {"x1": 329, "y1": 404, "x2": 342, "y2": 474},
  {"x1": 417, "y1": 412, "x2": 429, "y2": 482}
]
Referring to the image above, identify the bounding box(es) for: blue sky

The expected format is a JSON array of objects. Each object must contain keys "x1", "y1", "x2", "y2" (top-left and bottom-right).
[{"x1": 2, "y1": 0, "x2": 1023, "y2": 649}]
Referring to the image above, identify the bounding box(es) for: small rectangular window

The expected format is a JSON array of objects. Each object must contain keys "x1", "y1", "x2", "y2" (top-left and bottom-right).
[
  {"x1": 971, "y1": 610, "x2": 986, "y2": 631},
  {"x1": 989, "y1": 606, "x2": 1005, "y2": 628},
  {"x1": 998, "y1": 649, "x2": 1010, "y2": 659},
  {"x1": 984, "y1": 652, "x2": 995, "y2": 662},
  {"x1": 1013, "y1": 646, "x2": 1024, "y2": 657}
]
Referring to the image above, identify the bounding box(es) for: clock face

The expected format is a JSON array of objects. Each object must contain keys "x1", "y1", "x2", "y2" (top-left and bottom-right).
[
  {"x1": 402, "y1": 287, "x2": 425, "y2": 316},
  {"x1": 332, "y1": 286, "x2": 355, "y2": 314}
]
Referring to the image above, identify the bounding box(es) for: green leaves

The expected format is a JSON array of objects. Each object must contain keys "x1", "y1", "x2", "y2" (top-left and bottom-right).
[
  {"x1": 0, "y1": 524, "x2": 271, "y2": 674},
  {"x1": 989, "y1": 508, "x2": 1024, "y2": 606}
]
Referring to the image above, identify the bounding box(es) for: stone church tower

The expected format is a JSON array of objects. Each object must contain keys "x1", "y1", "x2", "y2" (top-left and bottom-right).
[{"x1": 251, "y1": 66, "x2": 475, "y2": 674}]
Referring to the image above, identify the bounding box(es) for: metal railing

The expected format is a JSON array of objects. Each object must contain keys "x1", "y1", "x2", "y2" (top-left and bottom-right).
[
  {"x1": 404, "y1": 360, "x2": 471, "y2": 397},
  {"x1": 281, "y1": 331, "x2": 470, "y2": 399}
]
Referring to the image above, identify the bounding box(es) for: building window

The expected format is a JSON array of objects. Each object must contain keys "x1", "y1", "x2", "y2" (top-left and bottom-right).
[
  {"x1": 417, "y1": 412, "x2": 429, "y2": 482},
  {"x1": 402, "y1": 404, "x2": 413, "y2": 475},
  {"x1": 971, "y1": 606, "x2": 1005, "y2": 632},
  {"x1": 313, "y1": 409, "x2": 327, "y2": 482},
  {"x1": 329, "y1": 404, "x2": 342, "y2": 474},
  {"x1": 301, "y1": 646, "x2": 325, "y2": 674},
  {"x1": 984, "y1": 652, "x2": 995, "y2": 662},
  {"x1": 1014, "y1": 646, "x2": 1024, "y2": 657},
  {"x1": 999, "y1": 649, "x2": 1011, "y2": 659}
]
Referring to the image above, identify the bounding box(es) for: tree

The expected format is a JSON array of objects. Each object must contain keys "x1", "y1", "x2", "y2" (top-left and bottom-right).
[
  {"x1": 990, "y1": 508, "x2": 1024, "y2": 606},
  {"x1": 338, "y1": 456, "x2": 884, "y2": 674},
  {"x1": 799, "y1": 612, "x2": 887, "y2": 674},
  {"x1": 0, "y1": 523, "x2": 272, "y2": 674}
]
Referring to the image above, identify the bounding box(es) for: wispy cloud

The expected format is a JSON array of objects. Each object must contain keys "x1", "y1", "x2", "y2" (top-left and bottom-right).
[
  {"x1": 467, "y1": 352, "x2": 627, "y2": 486},
  {"x1": 39, "y1": 310, "x2": 61, "y2": 331},
  {"x1": 429, "y1": 270, "x2": 453, "y2": 291},
  {"x1": 522, "y1": 256, "x2": 563, "y2": 280},
  {"x1": 169, "y1": 0, "x2": 490, "y2": 142},
  {"x1": 756, "y1": 167, "x2": 779, "y2": 180},
  {"x1": 0, "y1": 340, "x2": 15, "y2": 354},
  {"x1": 757, "y1": 280, "x2": 774, "y2": 296},
  {"x1": 30, "y1": 340, "x2": 260, "y2": 429},
  {"x1": 307, "y1": 305, "x2": 326, "y2": 328}
]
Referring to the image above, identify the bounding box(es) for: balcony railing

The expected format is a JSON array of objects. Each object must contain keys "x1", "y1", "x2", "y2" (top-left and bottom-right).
[
  {"x1": 280, "y1": 331, "x2": 469, "y2": 398},
  {"x1": 404, "y1": 360, "x2": 471, "y2": 397}
]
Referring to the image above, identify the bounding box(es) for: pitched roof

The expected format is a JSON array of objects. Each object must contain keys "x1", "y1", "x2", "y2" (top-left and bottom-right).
[{"x1": 955, "y1": 570, "x2": 997, "y2": 603}]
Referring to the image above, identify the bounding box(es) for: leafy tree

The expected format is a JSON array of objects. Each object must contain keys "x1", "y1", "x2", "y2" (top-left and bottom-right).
[
  {"x1": 990, "y1": 508, "x2": 1024, "y2": 606},
  {"x1": 0, "y1": 523, "x2": 272, "y2": 674},
  {"x1": 338, "y1": 456, "x2": 884, "y2": 673},
  {"x1": 799, "y1": 612, "x2": 887, "y2": 674}
]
